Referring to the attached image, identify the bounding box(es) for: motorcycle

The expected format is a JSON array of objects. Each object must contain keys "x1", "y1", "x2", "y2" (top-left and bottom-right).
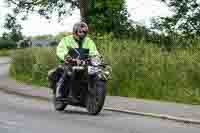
[{"x1": 48, "y1": 48, "x2": 111, "y2": 115}]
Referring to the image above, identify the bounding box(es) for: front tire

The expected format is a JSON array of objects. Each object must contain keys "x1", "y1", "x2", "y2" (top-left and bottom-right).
[{"x1": 86, "y1": 81, "x2": 106, "y2": 115}]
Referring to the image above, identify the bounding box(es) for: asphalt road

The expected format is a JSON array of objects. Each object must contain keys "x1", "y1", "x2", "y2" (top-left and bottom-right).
[
  {"x1": 0, "y1": 90, "x2": 200, "y2": 133},
  {"x1": 0, "y1": 57, "x2": 10, "y2": 78}
]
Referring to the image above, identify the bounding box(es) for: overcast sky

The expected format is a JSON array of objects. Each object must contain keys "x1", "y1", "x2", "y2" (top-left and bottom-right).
[{"x1": 0, "y1": 0, "x2": 171, "y2": 36}]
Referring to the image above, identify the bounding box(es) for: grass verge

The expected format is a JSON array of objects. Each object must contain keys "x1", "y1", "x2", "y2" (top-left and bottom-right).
[{"x1": 9, "y1": 40, "x2": 200, "y2": 105}]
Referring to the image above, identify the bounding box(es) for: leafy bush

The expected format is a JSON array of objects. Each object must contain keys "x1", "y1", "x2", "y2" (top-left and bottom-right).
[
  {"x1": 10, "y1": 40, "x2": 200, "y2": 104},
  {"x1": 0, "y1": 40, "x2": 17, "y2": 49}
]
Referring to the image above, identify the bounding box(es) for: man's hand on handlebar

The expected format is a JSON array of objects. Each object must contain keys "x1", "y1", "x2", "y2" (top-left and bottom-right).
[
  {"x1": 64, "y1": 55, "x2": 73, "y2": 63},
  {"x1": 64, "y1": 55, "x2": 82, "y2": 65}
]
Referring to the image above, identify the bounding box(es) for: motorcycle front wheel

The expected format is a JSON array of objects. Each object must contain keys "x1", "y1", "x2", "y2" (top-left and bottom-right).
[{"x1": 86, "y1": 81, "x2": 106, "y2": 115}]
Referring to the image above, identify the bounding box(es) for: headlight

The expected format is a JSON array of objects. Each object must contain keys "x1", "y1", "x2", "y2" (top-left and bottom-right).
[
  {"x1": 88, "y1": 66, "x2": 100, "y2": 75},
  {"x1": 91, "y1": 56, "x2": 101, "y2": 66}
]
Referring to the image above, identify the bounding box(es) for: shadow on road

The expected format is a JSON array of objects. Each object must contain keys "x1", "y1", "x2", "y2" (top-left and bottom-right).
[
  {"x1": 62, "y1": 110, "x2": 89, "y2": 115},
  {"x1": 60, "y1": 109, "x2": 110, "y2": 117}
]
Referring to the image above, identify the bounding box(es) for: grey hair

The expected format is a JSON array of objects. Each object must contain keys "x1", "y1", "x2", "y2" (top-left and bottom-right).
[{"x1": 73, "y1": 22, "x2": 88, "y2": 33}]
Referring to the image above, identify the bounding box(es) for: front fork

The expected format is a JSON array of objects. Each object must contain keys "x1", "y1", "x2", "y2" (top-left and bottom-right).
[{"x1": 88, "y1": 74, "x2": 103, "y2": 95}]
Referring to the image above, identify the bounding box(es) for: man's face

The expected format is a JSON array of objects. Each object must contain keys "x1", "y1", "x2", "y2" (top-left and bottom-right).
[
  {"x1": 78, "y1": 31, "x2": 87, "y2": 40},
  {"x1": 77, "y1": 26, "x2": 88, "y2": 40}
]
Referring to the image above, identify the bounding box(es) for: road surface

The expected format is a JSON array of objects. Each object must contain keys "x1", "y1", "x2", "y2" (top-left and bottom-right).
[{"x1": 0, "y1": 91, "x2": 200, "y2": 133}]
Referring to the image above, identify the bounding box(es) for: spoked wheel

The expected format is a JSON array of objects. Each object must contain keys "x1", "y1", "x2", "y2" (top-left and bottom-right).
[
  {"x1": 86, "y1": 81, "x2": 106, "y2": 115},
  {"x1": 53, "y1": 95, "x2": 67, "y2": 111}
]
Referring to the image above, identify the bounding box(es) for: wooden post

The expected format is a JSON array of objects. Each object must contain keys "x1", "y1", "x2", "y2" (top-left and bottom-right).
[
  {"x1": 80, "y1": 0, "x2": 88, "y2": 22},
  {"x1": 80, "y1": 0, "x2": 96, "y2": 22}
]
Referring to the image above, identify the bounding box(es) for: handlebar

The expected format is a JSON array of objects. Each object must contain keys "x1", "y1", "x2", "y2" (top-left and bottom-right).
[{"x1": 64, "y1": 58, "x2": 87, "y2": 66}]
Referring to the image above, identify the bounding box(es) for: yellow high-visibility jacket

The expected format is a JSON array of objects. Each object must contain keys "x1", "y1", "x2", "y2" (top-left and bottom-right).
[{"x1": 56, "y1": 35, "x2": 99, "y2": 61}]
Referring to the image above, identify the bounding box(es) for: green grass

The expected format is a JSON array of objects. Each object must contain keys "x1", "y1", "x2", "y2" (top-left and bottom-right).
[
  {"x1": 9, "y1": 47, "x2": 57, "y2": 87},
  {"x1": 0, "y1": 49, "x2": 15, "y2": 56},
  {"x1": 10, "y1": 72, "x2": 48, "y2": 87},
  {"x1": 9, "y1": 40, "x2": 200, "y2": 105}
]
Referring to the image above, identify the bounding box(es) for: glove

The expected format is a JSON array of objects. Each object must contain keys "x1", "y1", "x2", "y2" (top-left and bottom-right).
[{"x1": 64, "y1": 55, "x2": 72, "y2": 63}]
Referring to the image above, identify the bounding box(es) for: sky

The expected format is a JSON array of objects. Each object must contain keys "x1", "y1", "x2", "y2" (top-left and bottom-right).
[{"x1": 0, "y1": 0, "x2": 172, "y2": 36}]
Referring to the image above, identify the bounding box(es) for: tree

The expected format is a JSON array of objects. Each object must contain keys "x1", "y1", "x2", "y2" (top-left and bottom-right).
[
  {"x1": 4, "y1": 0, "x2": 94, "y2": 42},
  {"x1": 2, "y1": 33, "x2": 10, "y2": 40},
  {"x1": 5, "y1": 0, "x2": 94, "y2": 21},
  {"x1": 86, "y1": 0, "x2": 132, "y2": 37},
  {"x1": 3, "y1": 14, "x2": 23, "y2": 42},
  {"x1": 154, "y1": 0, "x2": 200, "y2": 37},
  {"x1": 5, "y1": 0, "x2": 131, "y2": 37}
]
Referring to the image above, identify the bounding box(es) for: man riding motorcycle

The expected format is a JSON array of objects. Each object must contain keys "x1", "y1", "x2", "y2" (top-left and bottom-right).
[{"x1": 55, "y1": 22, "x2": 100, "y2": 99}]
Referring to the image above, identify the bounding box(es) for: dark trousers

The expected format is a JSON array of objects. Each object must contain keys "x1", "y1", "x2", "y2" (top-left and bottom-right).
[{"x1": 56, "y1": 64, "x2": 73, "y2": 98}]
